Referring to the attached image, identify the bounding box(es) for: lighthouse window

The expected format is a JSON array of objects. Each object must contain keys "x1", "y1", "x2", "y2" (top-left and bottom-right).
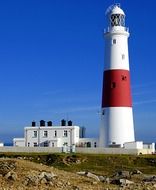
[
  {"x1": 113, "y1": 39, "x2": 116, "y2": 44},
  {"x1": 111, "y1": 14, "x2": 125, "y2": 27},
  {"x1": 121, "y1": 75, "x2": 127, "y2": 81},
  {"x1": 111, "y1": 82, "x2": 116, "y2": 89},
  {"x1": 122, "y1": 54, "x2": 125, "y2": 60}
]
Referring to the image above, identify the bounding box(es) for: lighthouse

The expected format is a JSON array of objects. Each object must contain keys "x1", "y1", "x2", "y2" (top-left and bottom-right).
[{"x1": 99, "y1": 4, "x2": 135, "y2": 147}]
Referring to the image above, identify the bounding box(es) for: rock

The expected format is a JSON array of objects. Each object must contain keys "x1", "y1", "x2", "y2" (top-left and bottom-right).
[
  {"x1": 119, "y1": 179, "x2": 134, "y2": 186},
  {"x1": 45, "y1": 172, "x2": 55, "y2": 181},
  {"x1": 86, "y1": 172, "x2": 100, "y2": 181},
  {"x1": 39, "y1": 171, "x2": 57, "y2": 181},
  {"x1": 40, "y1": 177, "x2": 47, "y2": 184},
  {"x1": 23, "y1": 178, "x2": 29, "y2": 186},
  {"x1": 38, "y1": 172, "x2": 45, "y2": 180},
  {"x1": 143, "y1": 175, "x2": 156, "y2": 182},
  {"x1": 144, "y1": 182, "x2": 151, "y2": 185},
  {"x1": 98, "y1": 176, "x2": 110, "y2": 183},
  {"x1": 92, "y1": 181, "x2": 98, "y2": 185},
  {"x1": 111, "y1": 178, "x2": 134, "y2": 186},
  {"x1": 67, "y1": 181, "x2": 71, "y2": 186},
  {"x1": 111, "y1": 179, "x2": 121, "y2": 185},
  {"x1": 153, "y1": 184, "x2": 156, "y2": 188},
  {"x1": 24, "y1": 176, "x2": 39, "y2": 186},
  {"x1": 72, "y1": 186, "x2": 80, "y2": 190},
  {"x1": 57, "y1": 181, "x2": 63, "y2": 187},
  {"x1": 76, "y1": 160, "x2": 81, "y2": 164},
  {"x1": 115, "y1": 170, "x2": 131, "y2": 178},
  {"x1": 49, "y1": 181, "x2": 54, "y2": 186},
  {"x1": 23, "y1": 171, "x2": 57, "y2": 186},
  {"x1": 17, "y1": 157, "x2": 23, "y2": 160},
  {"x1": 0, "y1": 161, "x2": 16, "y2": 176},
  {"x1": 105, "y1": 177, "x2": 110, "y2": 184},
  {"x1": 131, "y1": 169, "x2": 143, "y2": 175},
  {"x1": 77, "y1": 171, "x2": 100, "y2": 181},
  {"x1": 98, "y1": 175, "x2": 106, "y2": 182},
  {"x1": 5, "y1": 171, "x2": 17, "y2": 181},
  {"x1": 76, "y1": 171, "x2": 86, "y2": 176}
]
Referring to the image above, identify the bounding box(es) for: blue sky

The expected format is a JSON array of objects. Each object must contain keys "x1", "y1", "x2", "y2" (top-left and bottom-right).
[{"x1": 0, "y1": 0, "x2": 156, "y2": 143}]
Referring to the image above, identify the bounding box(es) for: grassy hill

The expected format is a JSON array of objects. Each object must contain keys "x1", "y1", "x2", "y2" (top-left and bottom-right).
[{"x1": 0, "y1": 153, "x2": 156, "y2": 176}]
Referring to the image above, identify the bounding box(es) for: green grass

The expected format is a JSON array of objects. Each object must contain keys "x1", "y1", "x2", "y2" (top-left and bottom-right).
[{"x1": 0, "y1": 153, "x2": 156, "y2": 175}]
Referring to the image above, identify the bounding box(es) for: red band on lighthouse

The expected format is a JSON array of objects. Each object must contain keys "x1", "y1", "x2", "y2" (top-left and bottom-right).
[{"x1": 102, "y1": 69, "x2": 132, "y2": 107}]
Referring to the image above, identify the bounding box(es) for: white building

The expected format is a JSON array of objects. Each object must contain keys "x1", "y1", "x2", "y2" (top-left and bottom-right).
[
  {"x1": 13, "y1": 120, "x2": 155, "y2": 154},
  {"x1": 124, "y1": 141, "x2": 155, "y2": 154},
  {"x1": 13, "y1": 138, "x2": 25, "y2": 147},
  {"x1": 0, "y1": 141, "x2": 4, "y2": 147},
  {"x1": 78, "y1": 138, "x2": 98, "y2": 148},
  {"x1": 13, "y1": 120, "x2": 98, "y2": 148}
]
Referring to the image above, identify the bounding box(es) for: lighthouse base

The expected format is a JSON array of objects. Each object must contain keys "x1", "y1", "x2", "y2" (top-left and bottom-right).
[{"x1": 99, "y1": 107, "x2": 135, "y2": 147}]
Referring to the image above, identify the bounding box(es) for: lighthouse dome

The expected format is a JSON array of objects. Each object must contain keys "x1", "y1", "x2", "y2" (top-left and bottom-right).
[{"x1": 110, "y1": 5, "x2": 125, "y2": 15}]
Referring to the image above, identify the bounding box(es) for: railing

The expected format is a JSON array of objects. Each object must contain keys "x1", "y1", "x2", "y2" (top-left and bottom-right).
[{"x1": 104, "y1": 27, "x2": 129, "y2": 33}]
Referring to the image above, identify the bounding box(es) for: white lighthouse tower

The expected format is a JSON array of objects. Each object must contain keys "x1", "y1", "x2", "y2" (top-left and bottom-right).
[{"x1": 99, "y1": 4, "x2": 135, "y2": 147}]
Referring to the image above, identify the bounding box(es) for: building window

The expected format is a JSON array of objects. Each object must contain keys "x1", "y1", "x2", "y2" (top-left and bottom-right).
[
  {"x1": 52, "y1": 142, "x2": 54, "y2": 147},
  {"x1": 54, "y1": 130, "x2": 57, "y2": 137},
  {"x1": 63, "y1": 130, "x2": 68, "y2": 137},
  {"x1": 28, "y1": 142, "x2": 30, "y2": 147},
  {"x1": 122, "y1": 54, "x2": 125, "y2": 60},
  {"x1": 33, "y1": 131, "x2": 37, "y2": 138},
  {"x1": 94, "y1": 142, "x2": 97, "y2": 148},
  {"x1": 111, "y1": 82, "x2": 116, "y2": 89},
  {"x1": 112, "y1": 39, "x2": 116, "y2": 44},
  {"x1": 121, "y1": 75, "x2": 127, "y2": 81},
  {"x1": 87, "y1": 142, "x2": 91, "y2": 147},
  {"x1": 43, "y1": 141, "x2": 49, "y2": 147},
  {"x1": 63, "y1": 142, "x2": 68, "y2": 146},
  {"x1": 33, "y1": 142, "x2": 38, "y2": 147},
  {"x1": 43, "y1": 131, "x2": 48, "y2": 137}
]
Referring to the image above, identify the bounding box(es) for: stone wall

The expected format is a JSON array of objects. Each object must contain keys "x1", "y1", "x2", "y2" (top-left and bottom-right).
[
  {"x1": 75, "y1": 147, "x2": 153, "y2": 155},
  {"x1": 0, "y1": 146, "x2": 62, "y2": 153},
  {"x1": 0, "y1": 146, "x2": 153, "y2": 154}
]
